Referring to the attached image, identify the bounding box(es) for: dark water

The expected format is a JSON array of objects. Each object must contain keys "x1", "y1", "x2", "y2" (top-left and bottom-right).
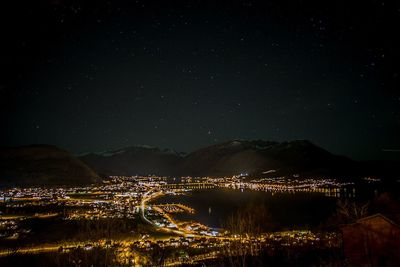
[{"x1": 154, "y1": 188, "x2": 338, "y2": 229}]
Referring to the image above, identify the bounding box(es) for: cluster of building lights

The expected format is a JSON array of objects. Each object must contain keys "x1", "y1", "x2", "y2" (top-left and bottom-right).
[{"x1": 0, "y1": 173, "x2": 371, "y2": 261}]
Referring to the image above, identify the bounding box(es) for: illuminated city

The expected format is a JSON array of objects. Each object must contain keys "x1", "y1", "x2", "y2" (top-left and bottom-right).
[
  {"x1": 1, "y1": 0, "x2": 399, "y2": 266},
  {"x1": 1, "y1": 175, "x2": 356, "y2": 265}
]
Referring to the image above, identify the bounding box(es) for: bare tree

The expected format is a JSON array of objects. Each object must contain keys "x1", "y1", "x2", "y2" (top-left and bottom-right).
[
  {"x1": 222, "y1": 202, "x2": 272, "y2": 266},
  {"x1": 335, "y1": 199, "x2": 369, "y2": 224}
]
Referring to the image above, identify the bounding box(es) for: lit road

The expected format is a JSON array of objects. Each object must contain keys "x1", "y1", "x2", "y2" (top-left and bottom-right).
[
  {"x1": 139, "y1": 189, "x2": 230, "y2": 239},
  {"x1": 0, "y1": 242, "x2": 91, "y2": 257},
  {"x1": 140, "y1": 188, "x2": 188, "y2": 236}
]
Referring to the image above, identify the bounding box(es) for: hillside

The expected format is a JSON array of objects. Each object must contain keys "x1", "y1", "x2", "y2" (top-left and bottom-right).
[
  {"x1": 0, "y1": 145, "x2": 101, "y2": 186},
  {"x1": 180, "y1": 140, "x2": 356, "y2": 177}
]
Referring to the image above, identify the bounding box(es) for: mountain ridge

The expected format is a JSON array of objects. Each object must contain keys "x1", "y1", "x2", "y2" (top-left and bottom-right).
[
  {"x1": 79, "y1": 139, "x2": 372, "y2": 179},
  {"x1": 2, "y1": 140, "x2": 398, "y2": 187}
]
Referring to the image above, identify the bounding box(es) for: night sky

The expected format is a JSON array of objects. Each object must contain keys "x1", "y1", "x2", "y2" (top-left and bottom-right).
[{"x1": 1, "y1": 0, "x2": 399, "y2": 160}]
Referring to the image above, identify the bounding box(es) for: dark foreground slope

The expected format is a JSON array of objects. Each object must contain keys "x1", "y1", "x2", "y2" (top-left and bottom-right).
[{"x1": 0, "y1": 145, "x2": 101, "y2": 186}]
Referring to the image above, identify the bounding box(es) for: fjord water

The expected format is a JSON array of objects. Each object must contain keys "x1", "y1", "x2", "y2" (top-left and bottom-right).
[{"x1": 154, "y1": 188, "x2": 340, "y2": 229}]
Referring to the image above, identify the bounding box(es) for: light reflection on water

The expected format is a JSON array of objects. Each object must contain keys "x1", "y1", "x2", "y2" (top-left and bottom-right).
[{"x1": 154, "y1": 188, "x2": 349, "y2": 229}]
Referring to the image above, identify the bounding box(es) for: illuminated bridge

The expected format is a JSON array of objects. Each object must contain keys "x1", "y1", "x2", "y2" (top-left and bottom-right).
[{"x1": 161, "y1": 182, "x2": 216, "y2": 190}]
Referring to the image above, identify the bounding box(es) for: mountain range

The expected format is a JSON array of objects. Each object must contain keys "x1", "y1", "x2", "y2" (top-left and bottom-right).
[
  {"x1": 78, "y1": 140, "x2": 397, "y2": 180},
  {"x1": 1, "y1": 140, "x2": 398, "y2": 187}
]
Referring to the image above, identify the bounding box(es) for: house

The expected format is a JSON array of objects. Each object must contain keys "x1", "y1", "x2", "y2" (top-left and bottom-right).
[{"x1": 341, "y1": 213, "x2": 400, "y2": 267}]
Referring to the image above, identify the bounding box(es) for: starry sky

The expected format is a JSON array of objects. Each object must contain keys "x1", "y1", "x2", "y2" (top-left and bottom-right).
[{"x1": 1, "y1": 0, "x2": 399, "y2": 160}]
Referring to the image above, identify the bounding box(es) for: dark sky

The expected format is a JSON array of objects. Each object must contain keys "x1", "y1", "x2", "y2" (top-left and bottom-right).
[{"x1": 1, "y1": 0, "x2": 399, "y2": 160}]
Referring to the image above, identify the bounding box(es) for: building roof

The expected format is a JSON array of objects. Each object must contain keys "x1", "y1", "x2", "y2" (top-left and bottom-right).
[{"x1": 342, "y1": 213, "x2": 400, "y2": 228}]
